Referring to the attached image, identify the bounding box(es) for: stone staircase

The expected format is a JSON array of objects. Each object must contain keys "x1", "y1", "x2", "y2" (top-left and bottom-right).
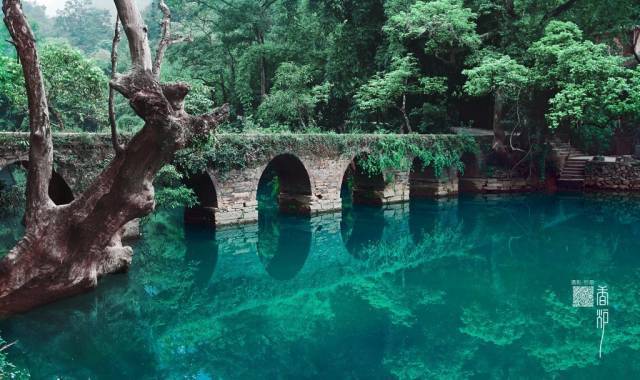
[{"x1": 552, "y1": 141, "x2": 590, "y2": 190}]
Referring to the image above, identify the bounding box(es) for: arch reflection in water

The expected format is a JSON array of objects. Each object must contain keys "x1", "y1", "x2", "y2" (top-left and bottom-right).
[
  {"x1": 258, "y1": 210, "x2": 312, "y2": 280},
  {"x1": 340, "y1": 205, "x2": 385, "y2": 259},
  {"x1": 183, "y1": 223, "x2": 219, "y2": 286},
  {"x1": 409, "y1": 198, "x2": 460, "y2": 243}
]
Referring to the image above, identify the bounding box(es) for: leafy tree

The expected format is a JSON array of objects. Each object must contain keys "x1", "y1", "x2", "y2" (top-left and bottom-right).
[
  {"x1": 384, "y1": 0, "x2": 481, "y2": 60},
  {"x1": 55, "y1": 0, "x2": 112, "y2": 54},
  {"x1": 153, "y1": 165, "x2": 198, "y2": 211},
  {"x1": 39, "y1": 42, "x2": 109, "y2": 131},
  {"x1": 464, "y1": 20, "x2": 640, "y2": 158},
  {"x1": 355, "y1": 55, "x2": 446, "y2": 133},
  {"x1": 0, "y1": 55, "x2": 27, "y2": 129},
  {"x1": 1, "y1": 42, "x2": 108, "y2": 132},
  {"x1": 257, "y1": 62, "x2": 331, "y2": 130}
]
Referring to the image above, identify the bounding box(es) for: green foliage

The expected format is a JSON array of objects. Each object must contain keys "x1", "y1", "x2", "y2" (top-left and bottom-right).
[
  {"x1": 356, "y1": 55, "x2": 445, "y2": 112},
  {"x1": 39, "y1": 42, "x2": 109, "y2": 131},
  {"x1": 0, "y1": 55, "x2": 27, "y2": 129},
  {"x1": 463, "y1": 54, "x2": 530, "y2": 99},
  {"x1": 0, "y1": 165, "x2": 26, "y2": 217},
  {"x1": 257, "y1": 62, "x2": 331, "y2": 130},
  {"x1": 153, "y1": 165, "x2": 198, "y2": 211},
  {"x1": 175, "y1": 133, "x2": 476, "y2": 183},
  {"x1": 0, "y1": 335, "x2": 29, "y2": 379},
  {"x1": 55, "y1": 0, "x2": 112, "y2": 54},
  {"x1": 0, "y1": 42, "x2": 108, "y2": 132},
  {"x1": 384, "y1": 0, "x2": 481, "y2": 56},
  {"x1": 528, "y1": 21, "x2": 639, "y2": 131},
  {"x1": 357, "y1": 134, "x2": 476, "y2": 178}
]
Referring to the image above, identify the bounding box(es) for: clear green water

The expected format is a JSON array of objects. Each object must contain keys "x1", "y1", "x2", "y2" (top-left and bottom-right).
[{"x1": 2, "y1": 193, "x2": 640, "y2": 379}]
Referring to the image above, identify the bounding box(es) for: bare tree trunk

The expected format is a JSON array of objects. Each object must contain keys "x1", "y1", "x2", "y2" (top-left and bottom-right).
[
  {"x1": 256, "y1": 30, "x2": 267, "y2": 100},
  {"x1": 219, "y1": 72, "x2": 228, "y2": 103},
  {"x1": 52, "y1": 108, "x2": 65, "y2": 130},
  {"x1": 492, "y1": 90, "x2": 507, "y2": 154},
  {"x1": 0, "y1": 0, "x2": 228, "y2": 316},
  {"x1": 260, "y1": 56, "x2": 267, "y2": 100},
  {"x1": 396, "y1": 94, "x2": 412, "y2": 134}
]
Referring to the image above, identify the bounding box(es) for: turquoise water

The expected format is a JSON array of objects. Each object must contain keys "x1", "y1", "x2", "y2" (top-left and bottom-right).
[{"x1": 2, "y1": 194, "x2": 640, "y2": 379}]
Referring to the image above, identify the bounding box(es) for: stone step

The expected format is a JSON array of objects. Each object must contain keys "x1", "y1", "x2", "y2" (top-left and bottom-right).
[{"x1": 558, "y1": 178, "x2": 585, "y2": 190}]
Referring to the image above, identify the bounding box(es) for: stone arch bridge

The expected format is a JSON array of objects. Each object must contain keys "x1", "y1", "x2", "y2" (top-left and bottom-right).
[{"x1": 0, "y1": 133, "x2": 493, "y2": 227}]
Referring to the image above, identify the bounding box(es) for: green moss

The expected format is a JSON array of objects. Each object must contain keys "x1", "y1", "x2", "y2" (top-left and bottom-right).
[{"x1": 176, "y1": 133, "x2": 477, "y2": 178}]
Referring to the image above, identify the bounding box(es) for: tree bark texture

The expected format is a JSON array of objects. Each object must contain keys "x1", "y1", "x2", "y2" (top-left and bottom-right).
[
  {"x1": 0, "y1": 0, "x2": 228, "y2": 317},
  {"x1": 492, "y1": 90, "x2": 507, "y2": 154}
]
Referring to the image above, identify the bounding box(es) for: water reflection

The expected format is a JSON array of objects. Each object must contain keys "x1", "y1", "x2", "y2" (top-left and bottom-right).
[
  {"x1": 258, "y1": 211, "x2": 311, "y2": 280},
  {"x1": 184, "y1": 225, "x2": 218, "y2": 286},
  {"x1": 2, "y1": 195, "x2": 640, "y2": 378},
  {"x1": 409, "y1": 197, "x2": 459, "y2": 243},
  {"x1": 340, "y1": 205, "x2": 385, "y2": 259}
]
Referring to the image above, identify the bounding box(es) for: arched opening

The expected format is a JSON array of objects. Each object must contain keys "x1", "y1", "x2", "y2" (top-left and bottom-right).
[
  {"x1": 258, "y1": 213, "x2": 311, "y2": 280},
  {"x1": 341, "y1": 154, "x2": 386, "y2": 207},
  {"x1": 257, "y1": 154, "x2": 312, "y2": 215},
  {"x1": 409, "y1": 158, "x2": 457, "y2": 198},
  {"x1": 460, "y1": 152, "x2": 481, "y2": 178},
  {"x1": 1, "y1": 162, "x2": 73, "y2": 255},
  {"x1": 183, "y1": 172, "x2": 218, "y2": 226},
  {"x1": 0, "y1": 161, "x2": 73, "y2": 206},
  {"x1": 49, "y1": 171, "x2": 74, "y2": 205}
]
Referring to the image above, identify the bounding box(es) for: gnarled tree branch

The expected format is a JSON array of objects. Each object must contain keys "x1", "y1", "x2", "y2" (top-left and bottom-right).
[
  {"x1": 0, "y1": 0, "x2": 229, "y2": 317},
  {"x1": 153, "y1": 0, "x2": 192, "y2": 79}
]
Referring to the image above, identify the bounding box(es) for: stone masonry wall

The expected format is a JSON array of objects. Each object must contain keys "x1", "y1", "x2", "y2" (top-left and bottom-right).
[
  {"x1": 585, "y1": 159, "x2": 640, "y2": 191},
  {"x1": 0, "y1": 132, "x2": 470, "y2": 227}
]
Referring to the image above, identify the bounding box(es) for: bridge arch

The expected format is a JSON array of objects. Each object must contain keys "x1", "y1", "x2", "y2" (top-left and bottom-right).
[
  {"x1": 183, "y1": 171, "x2": 220, "y2": 226},
  {"x1": 257, "y1": 153, "x2": 313, "y2": 215},
  {"x1": 0, "y1": 161, "x2": 74, "y2": 205},
  {"x1": 340, "y1": 153, "x2": 386, "y2": 206}
]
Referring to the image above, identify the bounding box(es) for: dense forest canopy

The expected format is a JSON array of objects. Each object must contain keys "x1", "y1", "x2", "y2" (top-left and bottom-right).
[{"x1": 0, "y1": 0, "x2": 639, "y2": 149}]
